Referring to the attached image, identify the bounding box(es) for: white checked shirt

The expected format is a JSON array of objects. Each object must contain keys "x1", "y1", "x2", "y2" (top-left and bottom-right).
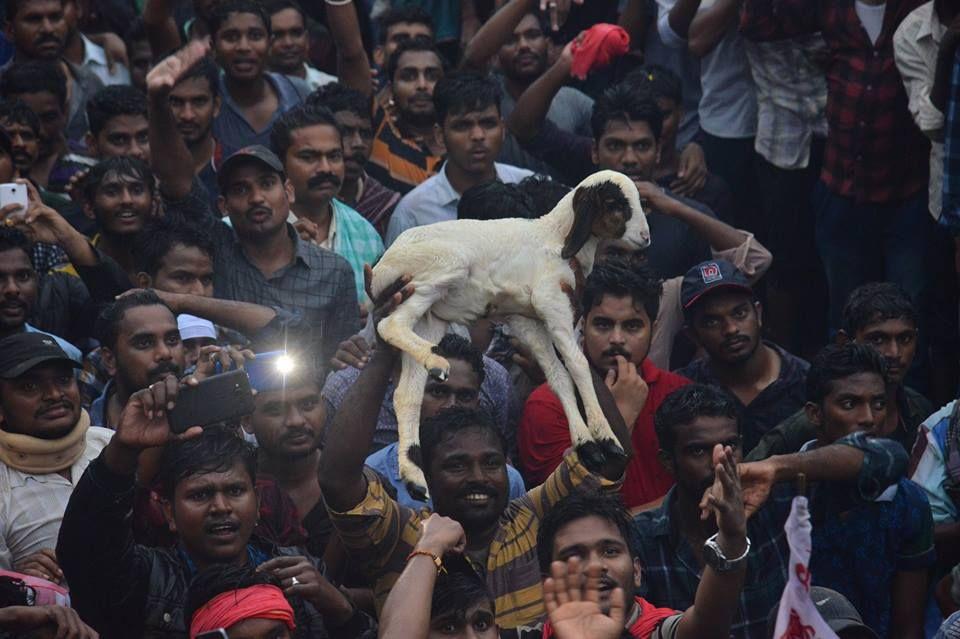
[
  {"x1": 894, "y1": 1, "x2": 948, "y2": 218},
  {"x1": 743, "y1": 36, "x2": 829, "y2": 170},
  {"x1": 0, "y1": 425, "x2": 112, "y2": 569}
]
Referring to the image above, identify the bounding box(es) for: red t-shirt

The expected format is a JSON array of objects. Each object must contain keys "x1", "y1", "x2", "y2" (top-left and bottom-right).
[{"x1": 518, "y1": 359, "x2": 689, "y2": 509}]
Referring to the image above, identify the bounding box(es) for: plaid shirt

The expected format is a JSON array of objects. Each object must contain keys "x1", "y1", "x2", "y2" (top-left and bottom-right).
[
  {"x1": 632, "y1": 432, "x2": 909, "y2": 639},
  {"x1": 740, "y1": 0, "x2": 929, "y2": 203}
]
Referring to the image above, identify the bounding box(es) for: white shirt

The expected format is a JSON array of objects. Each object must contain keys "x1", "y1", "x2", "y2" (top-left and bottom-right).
[
  {"x1": 80, "y1": 34, "x2": 130, "y2": 86},
  {"x1": 894, "y1": 0, "x2": 948, "y2": 218},
  {"x1": 0, "y1": 426, "x2": 112, "y2": 569},
  {"x1": 856, "y1": 1, "x2": 887, "y2": 45},
  {"x1": 385, "y1": 162, "x2": 534, "y2": 246},
  {"x1": 303, "y1": 64, "x2": 337, "y2": 91}
]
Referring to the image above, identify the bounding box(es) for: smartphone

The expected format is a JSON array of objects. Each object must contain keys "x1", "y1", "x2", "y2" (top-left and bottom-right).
[
  {"x1": 167, "y1": 369, "x2": 255, "y2": 434},
  {"x1": 244, "y1": 350, "x2": 293, "y2": 392},
  {"x1": 195, "y1": 631, "x2": 229, "y2": 639},
  {"x1": 0, "y1": 183, "x2": 27, "y2": 211}
]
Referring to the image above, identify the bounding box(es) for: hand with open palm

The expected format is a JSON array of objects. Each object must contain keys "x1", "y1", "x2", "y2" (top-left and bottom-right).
[{"x1": 543, "y1": 558, "x2": 626, "y2": 639}]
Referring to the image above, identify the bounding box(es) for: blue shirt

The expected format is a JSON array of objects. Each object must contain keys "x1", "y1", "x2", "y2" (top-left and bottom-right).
[
  {"x1": 212, "y1": 71, "x2": 310, "y2": 158},
  {"x1": 89, "y1": 378, "x2": 114, "y2": 429},
  {"x1": 365, "y1": 442, "x2": 526, "y2": 510}
]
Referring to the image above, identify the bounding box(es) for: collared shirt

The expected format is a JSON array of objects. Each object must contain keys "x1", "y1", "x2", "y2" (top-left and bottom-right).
[
  {"x1": 79, "y1": 34, "x2": 130, "y2": 86},
  {"x1": 633, "y1": 432, "x2": 910, "y2": 639},
  {"x1": 384, "y1": 162, "x2": 534, "y2": 246},
  {"x1": 365, "y1": 443, "x2": 526, "y2": 510},
  {"x1": 677, "y1": 341, "x2": 810, "y2": 454},
  {"x1": 64, "y1": 60, "x2": 103, "y2": 145},
  {"x1": 301, "y1": 64, "x2": 336, "y2": 91},
  {"x1": 325, "y1": 451, "x2": 622, "y2": 629},
  {"x1": 0, "y1": 419, "x2": 112, "y2": 569},
  {"x1": 366, "y1": 109, "x2": 444, "y2": 195},
  {"x1": 88, "y1": 378, "x2": 114, "y2": 429},
  {"x1": 740, "y1": 0, "x2": 929, "y2": 204},
  {"x1": 351, "y1": 171, "x2": 401, "y2": 236},
  {"x1": 658, "y1": 0, "x2": 758, "y2": 139},
  {"x1": 322, "y1": 354, "x2": 516, "y2": 454},
  {"x1": 519, "y1": 359, "x2": 689, "y2": 508},
  {"x1": 894, "y1": 1, "x2": 947, "y2": 218},
  {"x1": 212, "y1": 71, "x2": 310, "y2": 158},
  {"x1": 748, "y1": 385, "x2": 933, "y2": 462},
  {"x1": 909, "y1": 399, "x2": 960, "y2": 524},
  {"x1": 741, "y1": 35, "x2": 829, "y2": 170}
]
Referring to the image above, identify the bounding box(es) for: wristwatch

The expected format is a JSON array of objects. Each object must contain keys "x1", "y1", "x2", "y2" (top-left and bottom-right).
[{"x1": 702, "y1": 533, "x2": 751, "y2": 573}]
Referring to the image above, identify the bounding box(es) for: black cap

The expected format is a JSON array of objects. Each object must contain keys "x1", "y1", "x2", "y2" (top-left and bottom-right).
[
  {"x1": 680, "y1": 259, "x2": 753, "y2": 315},
  {"x1": 217, "y1": 145, "x2": 284, "y2": 190},
  {"x1": 765, "y1": 587, "x2": 879, "y2": 639},
  {"x1": 0, "y1": 332, "x2": 81, "y2": 379}
]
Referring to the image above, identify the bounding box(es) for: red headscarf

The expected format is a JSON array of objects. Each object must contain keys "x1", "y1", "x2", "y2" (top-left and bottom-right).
[
  {"x1": 541, "y1": 597, "x2": 678, "y2": 639},
  {"x1": 190, "y1": 584, "x2": 297, "y2": 638},
  {"x1": 570, "y1": 24, "x2": 631, "y2": 80}
]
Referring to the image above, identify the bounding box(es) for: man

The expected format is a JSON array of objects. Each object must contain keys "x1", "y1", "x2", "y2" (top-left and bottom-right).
[
  {"x1": 266, "y1": 0, "x2": 336, "y2": 90},
  {"x1": 84, "y1": 84, "x2": 150, "y2": 162},
  {"x1": 532, "y1": 489, "x2": 748, "y2": 638},
  {"x1": 0, "y1": 99, "x2": 40, "y2": 178},
  {"x1": 123, "y1": 18, "x2": 151, "y2": 93},
  {"x1": 371, "y1": 6, "x2": 435, "y2": 104},
  {"x1": 367, "y1": 37, "x2": 446, "y2": 195},
  {"x1": 634, "y1": 373, "x2": 925, "y2": 639},
  {"x1": 209, "y1": 0, "x2": 310, "y2": 158},
  {"x1": 740, "y1": 0, "x2": 931, "y2": 339},
  {"x1": 749, "y1": 282, "x2": 931, "y2": 460},
  {"x1": 0, "y1": 333, "x2": 111, "y2": 580},
  {"x1": 61, "y1": 0, "x2": 130, "y2": 86},
  {"x1": 307, "y1": 83, "x2": 401, "y2": 235},
  {"x1": 178, "y1": 314, "x2": 217, "y2": 369},
  {"x1": 148, "y1": 44, "x2": 359, "y2": 368},
  {"x1": 318, "y1": 289, "x2": 633, "y2": 630},
  {"x1": 678, "y1": 259, "x2": 809, "y2": 454},
  {"x1": 361, "y1": 333, "x2": 525, "y2": 509},
  {"x1": 58, "y1": 396, "x2": 374, "y2": 636},
  {"x1": 385, "y1": 72, "x2": 532, "y2": 246},
  {"x1": 519, "y1": 260, "x2": 689, "y2": 509},
  {"x1": 271, "y1": 104, "x2": 383, "y2": 301},
  {"x1": 0, "y1": 61, "x2": 96, "y2": 192}
]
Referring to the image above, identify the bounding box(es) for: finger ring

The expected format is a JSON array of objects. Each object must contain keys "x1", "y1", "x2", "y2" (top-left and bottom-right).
[{"x1": 290, "y1": 576, "x2": 300, "y2": 586}]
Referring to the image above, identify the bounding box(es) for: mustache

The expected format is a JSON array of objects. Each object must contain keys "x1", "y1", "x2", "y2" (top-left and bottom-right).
[
  {"x1": 722, "y1": 335, "x2": 750, "y2": 348},
  {"x1": 602, "y1": 347, "x2": 631, "y2": 359},
  {"x1": 36, "y1": 400, "x2": 73, "y2": 418},
  {"x1": 457, "y1": 483, "x2": 498, "y2": 499},
  {"x1": 147, "y1": 362, "x2": 181, "y2": 381},
  {"x1": 34, "y1": 34, "x2": 61, "y2": 46},
  {"x1": 245, "y1": 205, "x2": 273, "y2": 217},
  {"x1": 307, "y1": 174, "x2": 342, "y2": 190},
  {"x1": 283, "y1": 426, "x2": 316, "y2": 441},
  {"x1": 0, "y1": 298, "x2": 27, "y2": 309}
]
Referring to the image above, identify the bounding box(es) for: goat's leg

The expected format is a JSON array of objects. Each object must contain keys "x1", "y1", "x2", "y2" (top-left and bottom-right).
[
  {"x1": 531, "y1": 292, "x2": 626, "y2": 466},
  {"x1": 394, "y1": 314, "x2": 448, "y2": 501},
  {"x1": 506, "y1": 316, "x2": 591, "y2": 449}
]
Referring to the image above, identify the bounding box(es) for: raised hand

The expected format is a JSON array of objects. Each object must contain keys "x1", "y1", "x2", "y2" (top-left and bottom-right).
[
  {"x1": 256, "y1": 556, "x2": 355, "y2": 623},
  {"x1": 193, "y1": 344, "x2": 255, "y2": 379},
  {"x1": 698, "y1": 445, "x2": 748, "y2": 554},
  {"x1": 416, "y1": 514, "x2": 466, "y2": 557},
  {"x1": 670, "y1": 143, "x2": 708, "y2": 197},
  {"x1": 0, "y1": 180, "x2": 71, "y2": 245},
  {"x1": 363, "y1": 263, "x2": 414, "y2": 349},
  {"x1": 146, "y1": 40, "x2": 210, "y2": 97},
  {"x1": 543, "y1": 558, "x2": 626, "y2": 639}
]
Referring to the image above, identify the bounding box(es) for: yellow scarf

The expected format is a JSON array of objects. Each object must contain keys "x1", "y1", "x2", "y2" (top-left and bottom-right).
[{"x1": 0, "y1": 410, "x2": 91, "y2": 474}]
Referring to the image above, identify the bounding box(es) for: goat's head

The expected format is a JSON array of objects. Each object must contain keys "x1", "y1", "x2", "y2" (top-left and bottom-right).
[{"x1": 560, "y1": 171, "x2": 649, "y2": 260}]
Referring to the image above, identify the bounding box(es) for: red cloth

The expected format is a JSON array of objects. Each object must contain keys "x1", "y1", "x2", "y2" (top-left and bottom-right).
[
  {"x1": 570, "y1": 24, "x2": 631, "y2": 80},
  {"x1": 518, "y1": 359, "x2": 688, "y2": 509},
  {"x1": 190, "y1": 584, "x2": 296, "y2": 638},
  {"x1": 541, "y1": 596, "x2": 679, "y2": 638}
]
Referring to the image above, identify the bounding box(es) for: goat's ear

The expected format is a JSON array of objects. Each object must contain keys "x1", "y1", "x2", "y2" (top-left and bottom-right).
[{"x1": 562, "y1": 184, "x2": 600, "y2": 259}]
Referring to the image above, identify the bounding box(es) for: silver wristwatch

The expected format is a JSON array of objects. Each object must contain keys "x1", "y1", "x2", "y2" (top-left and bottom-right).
[{"x1": 702, "y1": 533, "x2": 751, "y2": 573}]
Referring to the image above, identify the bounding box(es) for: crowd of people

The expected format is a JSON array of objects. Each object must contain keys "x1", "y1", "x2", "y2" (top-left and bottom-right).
[{"x1": 0, "y1": 0, "x2": 959, "y2": 636}]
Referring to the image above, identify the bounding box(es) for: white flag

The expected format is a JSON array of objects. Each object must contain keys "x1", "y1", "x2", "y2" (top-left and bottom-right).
[{"x1": 771, "y1": 496, "x2": 840, "y2": 639}]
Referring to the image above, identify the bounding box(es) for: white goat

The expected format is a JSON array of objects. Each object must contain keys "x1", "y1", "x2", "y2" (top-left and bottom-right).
[{"x1": 371, "y1": 170, "x2": 650, "y2": 498}]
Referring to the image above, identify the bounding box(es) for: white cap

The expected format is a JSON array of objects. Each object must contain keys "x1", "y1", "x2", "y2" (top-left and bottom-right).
[{"x1": 177, "y1": 314, "x2": 217, "y2": 341}]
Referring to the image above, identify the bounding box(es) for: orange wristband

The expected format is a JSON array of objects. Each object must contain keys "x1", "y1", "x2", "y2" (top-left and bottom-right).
[{"x1": 406, "y1": 549, "x2": 446, "y2": 575}]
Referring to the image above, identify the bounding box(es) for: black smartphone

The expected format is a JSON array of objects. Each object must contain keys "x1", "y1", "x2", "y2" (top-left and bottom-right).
[{"x1": 167, "y1": 369, "x2": 255, "y2": 434}]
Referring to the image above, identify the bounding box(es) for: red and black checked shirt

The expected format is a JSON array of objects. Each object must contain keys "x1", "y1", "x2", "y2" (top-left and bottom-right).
[{"x1": 741, "y1": 0, "x2": 929, "y2": 204}]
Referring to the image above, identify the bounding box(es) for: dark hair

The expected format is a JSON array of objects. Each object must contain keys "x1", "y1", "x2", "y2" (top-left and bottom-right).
[
  {"x1": 623, "y1": 64, "x2": 683, "y2": 105},
  {"x1": 209, "y1": 0, "x2": 272, "y2": 39},
  {"x1": 82, "y1": 156, "x2": 155, "y2": 204},
  {"x1": 458, "y1": 181, "x2": 532, "y2": 220},
  {"x1": 307, "y1": 82, "x2": 371, "y2": 121},
  {"x1": 536, "y1": 493, "x2": 633, "y2": 574},
  {"x1": 176, "y1": 56, "x2": 221, "y2": 99},
  {"x1": 0, "y1": 226, "x2": 33, "y2": 257},
  {"x1": 0, "y1": 61, "x2": 67, "y2": 109},
  {"x1": 517, "y1": 175, "x2": 569, "y2": 217},
  {"x1": 433, "y1": 333, "x2": 484, "y2": 385},
  {"x1": 6, "y1": 0, "x2": 64, "y2": 22},
  {"x1": 86, "y1": 85, "x2": 148, "y2": 137},
  {"x1": 582, "y1": 259, "x2": 663, "y2": 324},
  {"x1": 122, "y1": 16, "x2": 147, "y2": 47},
  {"x1": 134, "y1": 216, "x2": 216, "y2": 277},
  {"x1": 271, "y1": 104, "x2": 341, "y2": 161},
  {"x1": 653, "y1": 384, "x2": 739, "y2": 456},
  {"x1": 94, "y1": 288, "x2": 170, "y2": 350},
  {"x1": 418, "y1": 407, "x2": 505, "y2": 473},
  {"x1": 265, "y1": 0, "x2": 305, "y2": 22},
  {"x1": 0, "y1": 98, "x2": 41, "y2": 135},
  {"x1": 806, "y1": 343, "x2": 888, "y2": 405},
  {"x1": 386, "y1": 36, "x2": 445, "y2": 85},
  {"x1": 157, "y1": 425, "x2": 258, "y2": 498},
  {"x1": 841, "y1": 282, "x2": 918, "y2": 336},
  {"x1": 185, "y1": 563, "x2": 281, "y2": 624},
  {"x1": 590, "y1": 84, "x2": 663, "y2": 142},
  {"x1": 433, "y1": 72, "x2": 501, "y2": 124},
  {"x1": 431, "y1": 557, "x2": 494, "y2": 622},
  {"x1": 377, "y1": 5, "x2": 434, "y2": 45}
]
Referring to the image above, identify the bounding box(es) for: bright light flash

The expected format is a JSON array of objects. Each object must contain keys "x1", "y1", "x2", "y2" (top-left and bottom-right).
[{"x1": 275, "y1": 354, "x2": 295, "y2": 375}]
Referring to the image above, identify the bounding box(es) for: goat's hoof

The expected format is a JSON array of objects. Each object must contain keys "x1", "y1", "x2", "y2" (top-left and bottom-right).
[
  {"x1": 424, "y1": 354, "x2": 450, "y2": 381},
  {"x1": 428, "y1": 367, "x2": 448, "y2": 381},
  {"x1": 407, "y1": 482, "x2": 429, "y2": 502},
  {"x1": 597, "y1": 437, "x2": 627, "y2": 463},
  {"x1": 576, "y1": 441, "x2": 607, "y2": 469}
]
